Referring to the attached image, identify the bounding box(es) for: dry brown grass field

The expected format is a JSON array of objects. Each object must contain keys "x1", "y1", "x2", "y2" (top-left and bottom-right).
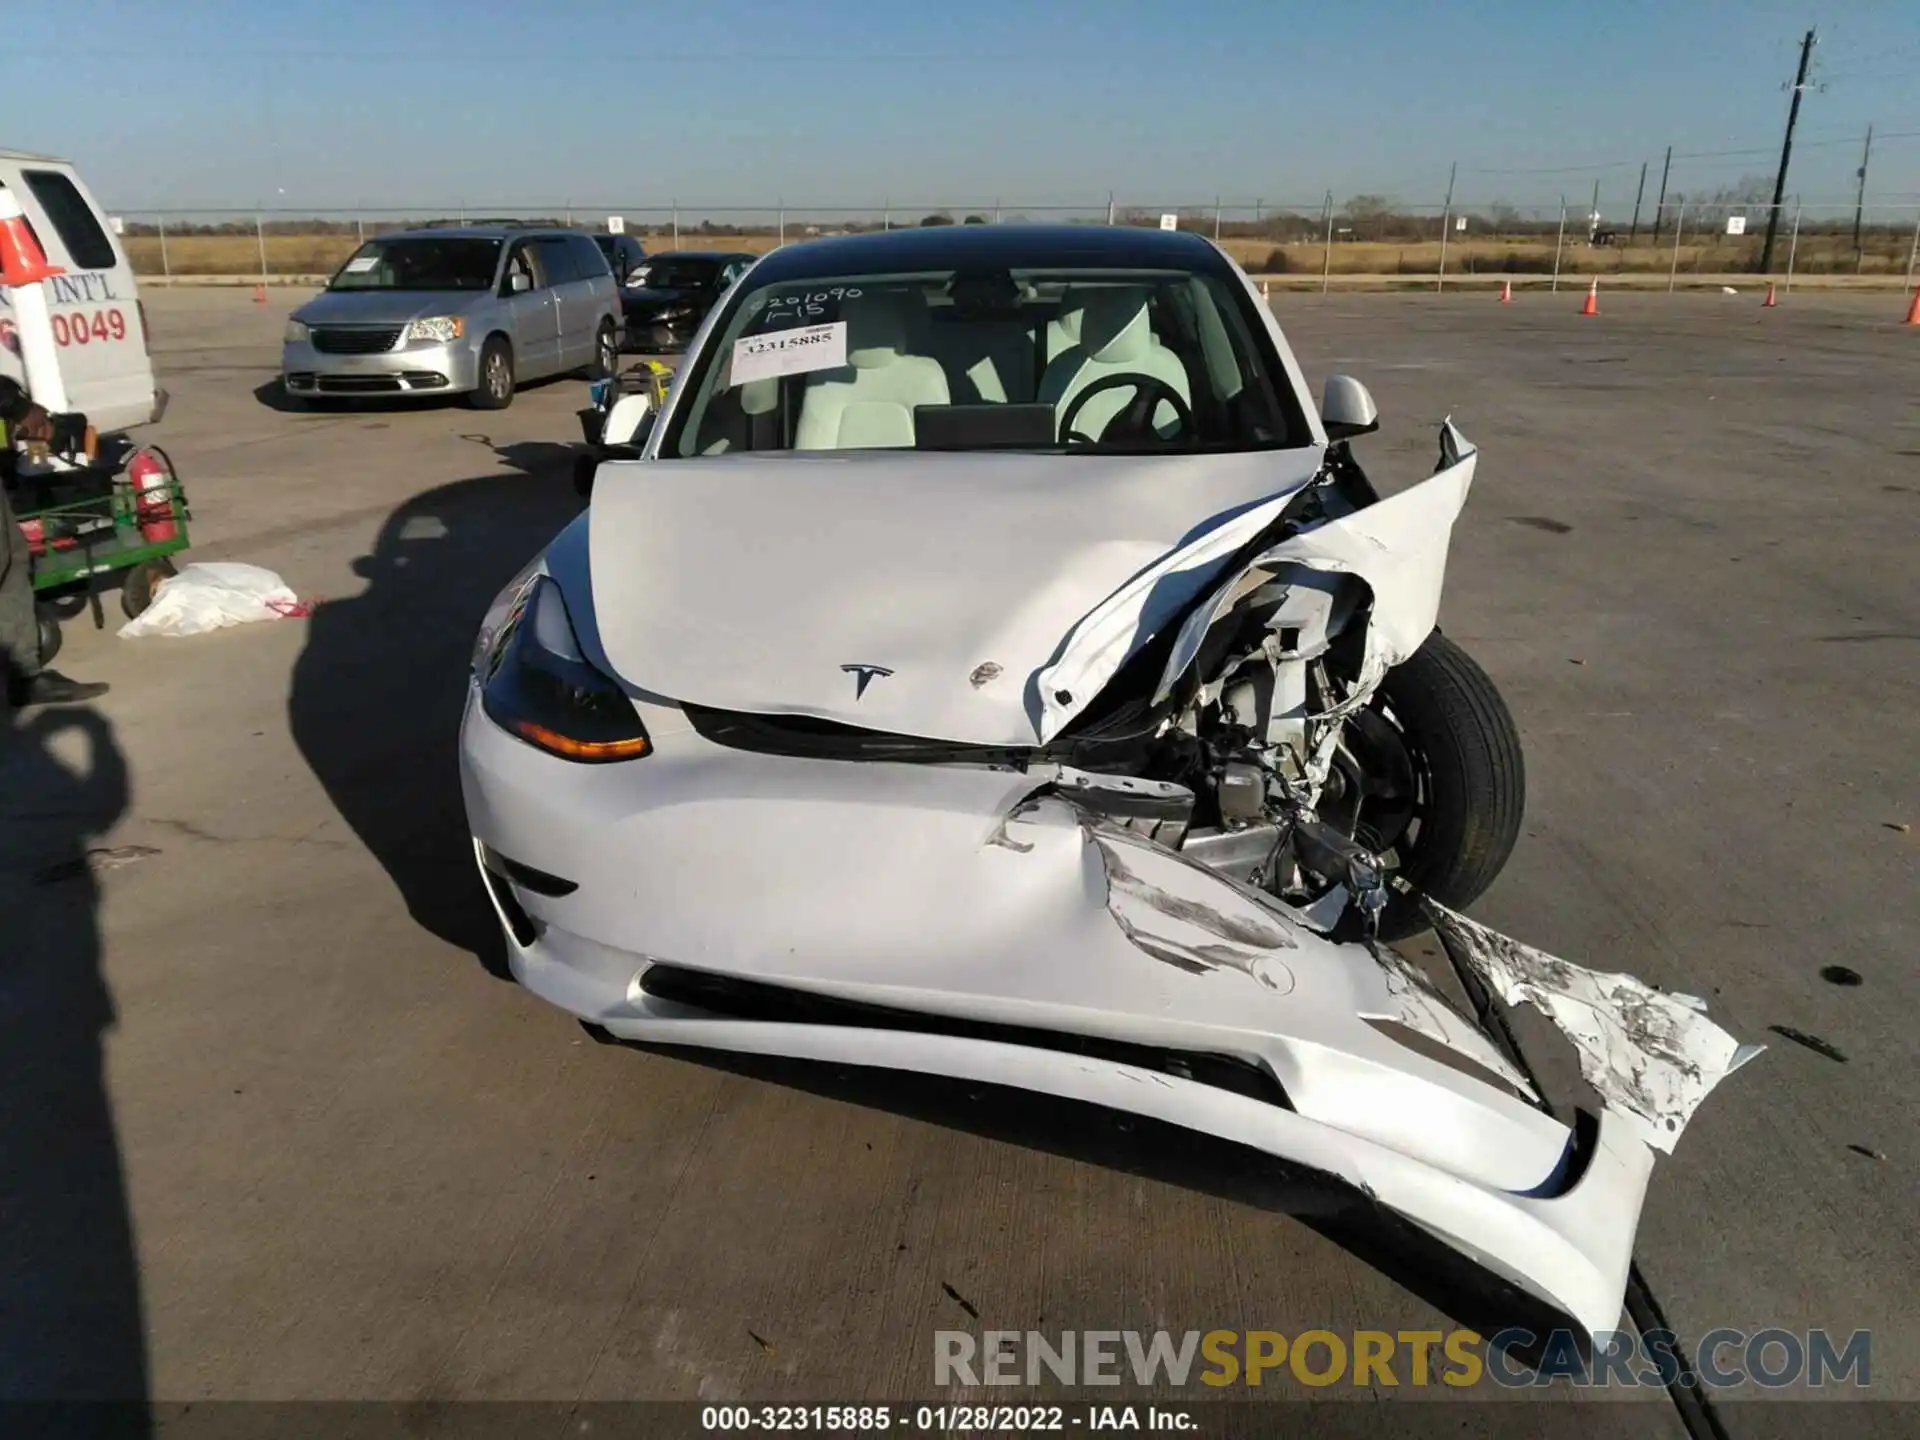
[{"x1": 122, "y1": 229, "x2": 1916, "y2": 281}]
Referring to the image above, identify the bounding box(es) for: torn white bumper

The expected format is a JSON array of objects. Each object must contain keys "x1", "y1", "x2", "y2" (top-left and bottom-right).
[{"x1": 458, "y1": 687, "x2": 1753, "y2": 1340}]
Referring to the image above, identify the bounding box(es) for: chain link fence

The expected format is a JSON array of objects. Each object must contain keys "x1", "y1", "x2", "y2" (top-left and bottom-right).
[{"x1": 110, "y1": 197, "x2": 1920, "y2": 291}]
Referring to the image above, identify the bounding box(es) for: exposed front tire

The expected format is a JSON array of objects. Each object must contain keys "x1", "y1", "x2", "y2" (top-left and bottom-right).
[
  {"x1": 468, "y1": 337, "x2": 515, "y2": 410},
  {"x1": 1321, "y1": 631, "x2": 1526, "y2": 941}
]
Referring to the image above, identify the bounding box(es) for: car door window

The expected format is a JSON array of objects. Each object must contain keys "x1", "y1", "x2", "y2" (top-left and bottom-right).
[
  {"x1": 570, "y1": 234, "x2": 611, "y2": 280},
  {"x1": 533, "y1": 237, "x2": 580, "y2": 286}
]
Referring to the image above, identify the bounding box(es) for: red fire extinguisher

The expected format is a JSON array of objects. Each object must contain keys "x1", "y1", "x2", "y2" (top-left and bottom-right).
[{"x1": 128, "y1": 447, "x2": 177, "y2": 544}]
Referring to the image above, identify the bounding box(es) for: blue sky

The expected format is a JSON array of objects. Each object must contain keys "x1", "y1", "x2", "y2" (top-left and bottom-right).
[{"x1": 4, "y1": 0, "x2": 1918, "y2": 219}]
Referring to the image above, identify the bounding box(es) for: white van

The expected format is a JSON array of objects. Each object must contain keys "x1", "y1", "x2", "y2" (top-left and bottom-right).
[{"x1": 0, "y1": 149, "x2": 165, "y2": 434}]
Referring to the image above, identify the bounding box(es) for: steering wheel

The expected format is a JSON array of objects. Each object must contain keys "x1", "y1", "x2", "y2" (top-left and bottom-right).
[{"x1": 1058, "y1": 373, "x2": 1197, "y2": 448}]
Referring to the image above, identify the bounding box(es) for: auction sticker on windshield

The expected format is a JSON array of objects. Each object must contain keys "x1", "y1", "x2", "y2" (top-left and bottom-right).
[{"x1": 730, "y1": 321, "x2": 846, "y2": 387}]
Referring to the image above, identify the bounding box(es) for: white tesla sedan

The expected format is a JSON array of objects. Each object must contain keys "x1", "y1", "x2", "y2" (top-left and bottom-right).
[{"x1": 458, "y1": 225, "x2": 1757, "y2": 1340}]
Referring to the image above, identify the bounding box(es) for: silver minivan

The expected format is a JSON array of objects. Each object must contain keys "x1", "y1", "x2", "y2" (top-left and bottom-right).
[{"x1": 281, "y1": 225, "x2": 621, "y2": 409}]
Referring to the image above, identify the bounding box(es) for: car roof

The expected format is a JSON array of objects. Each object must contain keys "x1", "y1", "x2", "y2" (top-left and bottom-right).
[
  {"x1": 0, "y1": 149, "x2": 71, "y2": 165},
  {"x1": 745, "y1": 224, "x2": 1230, "y2": 283},
  {"x1": 375, "y1": 225, "x2": 577, "y2": 242}
]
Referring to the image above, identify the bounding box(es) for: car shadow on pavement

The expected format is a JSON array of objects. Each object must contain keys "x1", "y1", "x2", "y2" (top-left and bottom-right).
[
  {"x1": 248, "y1": 380, "x2": 464, "y2": 416},
  {"x1": 288, "y1": 472, "x2": 583, "y2": 980},
  {"x1": 631, "y1": 1044, "x2": 1571, "y2": 1366},
  {"x1": 0, "y1": 702, "x2": 152, "y2": 1436},
  {"x1": 457, "y1": 435, "x2": 583, "y2": 479}
]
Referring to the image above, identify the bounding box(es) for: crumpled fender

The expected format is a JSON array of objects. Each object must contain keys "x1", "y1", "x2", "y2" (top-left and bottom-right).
[
  {"x1": 1149, "y1": 421, "x2": 1478, "y2": 713},
  {"x1": 1032, "y1": 486, "x2": 1318, "y2": 743}
]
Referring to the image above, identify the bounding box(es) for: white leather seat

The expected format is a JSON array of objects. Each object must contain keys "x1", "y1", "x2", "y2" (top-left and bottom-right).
[
  {"x1": 1037, "y1": 287, "x2": 1190, "y2": 442},
  {"x1": 696, "y1": 377, "x2": 779, "y2": 454},
  {"x1": 795, "y1": 293, "x2": 950, "y2": 450},
  {"x1": 1043, "y1": 290, "x2": 1084, "y2": 364}
]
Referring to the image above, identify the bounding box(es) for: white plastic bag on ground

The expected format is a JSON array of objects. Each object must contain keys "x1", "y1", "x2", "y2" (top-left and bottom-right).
[{"x1": 118, "y1": 562, "x2": 307, "y2": 639}]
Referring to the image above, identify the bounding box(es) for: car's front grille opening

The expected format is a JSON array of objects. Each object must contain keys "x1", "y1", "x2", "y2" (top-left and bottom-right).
[
  {"x1": 682, "y1": 702, "x2": 1036, "y2": 768},
  {"x1": 639, "y1": 964, "x2": 1291, "y2": 1109},
  {"x1": 310, "y1": 325, "x2": 403, "y2": 354},
  {"x1": 315, "y1": 375, "x2": 404, "y2": 393}
]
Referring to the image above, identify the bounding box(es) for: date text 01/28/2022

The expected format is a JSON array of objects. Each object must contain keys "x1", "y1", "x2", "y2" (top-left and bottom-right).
[{"x1": 699, "y1": 1404, "x2": 1196, "y2": 1431}]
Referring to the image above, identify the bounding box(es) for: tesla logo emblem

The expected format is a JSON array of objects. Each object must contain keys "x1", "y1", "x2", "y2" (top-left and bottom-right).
[{"x1": 841, "y1": 664, "x2": 893, "y2": 699}]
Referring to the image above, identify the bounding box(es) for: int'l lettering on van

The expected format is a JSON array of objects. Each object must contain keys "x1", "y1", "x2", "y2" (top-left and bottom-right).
[{"x1": 46, "y1": 273, "x2": 119, "y2": 305}]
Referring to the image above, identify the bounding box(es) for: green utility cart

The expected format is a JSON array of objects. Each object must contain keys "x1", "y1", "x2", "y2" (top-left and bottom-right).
[{"x1": 6, "y1": 438, "x2": 191, "y2": 666}]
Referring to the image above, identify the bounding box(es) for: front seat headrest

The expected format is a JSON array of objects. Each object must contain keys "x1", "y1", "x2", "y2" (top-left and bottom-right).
[
  {"x1": 1076, "y1": 287, "x2": 1153, "y2": 365},
  {"x1": 844, "y1": 290, "x2": 918, "y2": 370}
]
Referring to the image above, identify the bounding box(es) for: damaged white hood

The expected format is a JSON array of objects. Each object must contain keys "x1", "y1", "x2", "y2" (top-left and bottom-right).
[{"x1": 586, "y1": 448, "x2": 1325, "y2": 746}]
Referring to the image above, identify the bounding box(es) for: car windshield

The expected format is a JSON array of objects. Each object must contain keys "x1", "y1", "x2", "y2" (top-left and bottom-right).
[
  {"x1": 635, "y1": 258, "x2": 721, "y2": 290},
  {"x1": 328, "y1": 237, "x2": 501, "y2": 292},
  {"x1": 661, "y1": 265, "x2": 1302, "y2": 457}
]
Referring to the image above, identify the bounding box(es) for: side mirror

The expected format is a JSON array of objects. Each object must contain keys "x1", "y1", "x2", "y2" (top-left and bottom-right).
[
  {"x1": 1321, "y1": 375, "x2": 1379, "y2": 441},
  {"x1": 603, "y1": 392, "x2": 654, "y2": 448},
  {"x1": 508, "y1": 271, "x2": 532, "y2": 294}
]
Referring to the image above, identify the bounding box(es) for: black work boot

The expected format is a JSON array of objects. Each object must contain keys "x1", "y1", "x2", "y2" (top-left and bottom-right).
[{"x1": 12, "y1": 669, "x2": 111, "y2": 706}]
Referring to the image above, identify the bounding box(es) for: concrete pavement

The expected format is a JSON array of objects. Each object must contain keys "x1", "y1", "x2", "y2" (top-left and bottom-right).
[{"x1": 2, "y1": 288, "x2": 1911, "y2": 1431}]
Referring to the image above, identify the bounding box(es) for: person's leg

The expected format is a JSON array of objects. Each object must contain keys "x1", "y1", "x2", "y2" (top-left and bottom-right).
[
  {"x1": 0, "y1": 480, "x2": 40, "y2": 691},
  {"x1": 1, "y1": 482, "x2": 107, "y2": 707}
]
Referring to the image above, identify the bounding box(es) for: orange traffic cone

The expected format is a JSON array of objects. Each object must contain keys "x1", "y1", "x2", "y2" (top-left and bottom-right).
[
  {"x1": 0, "y1": 203, "x2": 64, "y2": 287},
  {"x1": 1579, "y1": 279, "x2": 1598, "y2": 317},
  {"x1": 253, "y1": 284, "x2": 267, "y2": 304},
  {"x1": 1763, "y1": 283, "x2": 1778, "y2": 308},
  {"x1": 1499, "y1": 280, "x2": 1512, "y2": 304},
  {"x1": 1904, "y1": 291, "x2": 1920, "y2": 326}
]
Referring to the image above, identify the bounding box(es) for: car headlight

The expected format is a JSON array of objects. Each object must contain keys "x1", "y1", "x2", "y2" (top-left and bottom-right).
[
  {"x1": 479, "y1": 575, "x2": 651, "y2": 763},
  {"x1": 407, "y1": 316, "x2": 465, "y2": 343},
  {"x1": 284, "y1": 319, "x2": 309, "y2": 343},
  {"x1": 472, "y1": 554, "x2": 547, "y2": 679}
]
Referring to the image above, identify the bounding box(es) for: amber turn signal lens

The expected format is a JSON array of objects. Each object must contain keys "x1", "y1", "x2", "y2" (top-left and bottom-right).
[{"x1": 510, "y1": 720, "x2": 650, "y2": 761}]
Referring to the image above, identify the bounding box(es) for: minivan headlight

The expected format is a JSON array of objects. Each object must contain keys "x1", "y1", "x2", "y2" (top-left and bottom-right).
[
  {"x1": 284, "y1": 319, "x2": 309, "y2": 343},
  {"x1": 407, "y1": 316, "x2": 465, "y2": 343}
]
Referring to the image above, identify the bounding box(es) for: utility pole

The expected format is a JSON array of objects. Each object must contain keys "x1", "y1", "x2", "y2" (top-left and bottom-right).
[
  {"x1": 1589, "y1": 178, "x2": 1600, "y2": 243},
  {"x1": 1652, "y1": 145, "x2": 1673, "y2": 237},
  {"x1": 1628, "y1": 161, "x2": 1648, "y2": 243},
  {"x1": 1760, "y1": 27, "x2": 1817, "y2": 275},
  {"x1": 1436, "y1": 160, "x2": 1457, "y2": 291},
  {"x1": 1851, "y1": 124, "x2": 1874, "y2": 269}
]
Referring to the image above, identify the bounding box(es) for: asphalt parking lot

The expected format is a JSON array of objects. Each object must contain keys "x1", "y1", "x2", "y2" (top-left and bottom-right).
[{"x1": 3, "y1": 287, "x2": 1914, "y2": 1431}]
